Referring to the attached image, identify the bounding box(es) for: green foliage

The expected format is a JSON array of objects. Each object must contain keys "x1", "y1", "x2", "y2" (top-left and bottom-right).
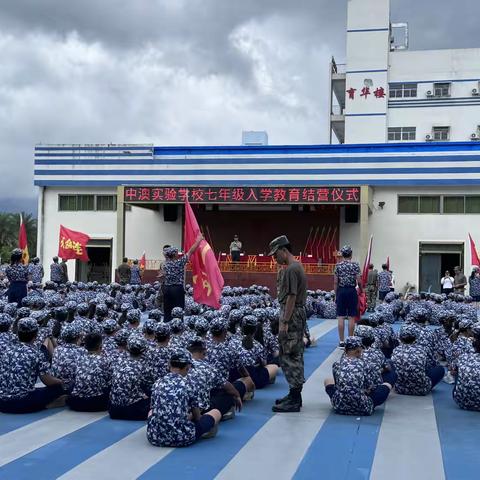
[{"x1": 0, "y1": 212, "x2": 37, "y2": 263}]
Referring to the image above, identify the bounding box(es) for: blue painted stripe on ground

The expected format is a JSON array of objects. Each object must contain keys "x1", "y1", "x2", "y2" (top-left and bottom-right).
[
  {"x1": 433, "y1": 381, "x2": 480, "y2": 480},
  {"x1": 0, "y1": 416, "x2": 143, "y2": 479},
  {"x1": 293, "y1": 407, "x2": 385, "y2": 480},
  {"x1": 139, "y1": 327, "x2": 339, "y2": 480},
  {"x1": 0, "y1": 408, "x2": 62, "y2": 436}
]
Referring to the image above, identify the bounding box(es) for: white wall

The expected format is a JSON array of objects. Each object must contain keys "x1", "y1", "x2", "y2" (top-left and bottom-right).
[
  {"x1": 41, "y1": 187, "x2": 117, "y2": 281},
  {"x1": 125, "y1": 205, "x2": 182, "y2": 261},
  {"x1": 368, "y1": 186, "x2": 480, "y2": 291}
]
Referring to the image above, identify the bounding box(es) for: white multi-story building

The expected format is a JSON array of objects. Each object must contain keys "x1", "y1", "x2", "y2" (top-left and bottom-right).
[
  {"x1": 330, "y1": 0, "x2": 480, "y2": 145},
  {"x1": 34, "y1": 0, "x2": 480, "y2": 294}
]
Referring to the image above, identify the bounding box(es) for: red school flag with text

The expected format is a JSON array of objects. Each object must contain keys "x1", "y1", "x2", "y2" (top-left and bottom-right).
[
  {"x1": 18, "y1": 214, "x2": 29, "y2": 264},
  {"x1": 469, "y1": 233, "x2": 480, "y2": 266},
  {"x1": 139, "y1": 251, "x2": 146, "y2": 270},
  {"x1": 184, "y1": 199, "x2": 224, "y2": 309},
  {"x1": 58, "y1": 225, "x2": 90, "y2": 262}
]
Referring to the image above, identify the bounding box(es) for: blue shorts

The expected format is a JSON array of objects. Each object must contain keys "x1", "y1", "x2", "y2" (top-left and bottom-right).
[
  {"x1": 336, "y1": 286, "x2": 358, "y2": 317},
  {"x1": 195, "y1": 414, "x2": 215, "y2": 439}
]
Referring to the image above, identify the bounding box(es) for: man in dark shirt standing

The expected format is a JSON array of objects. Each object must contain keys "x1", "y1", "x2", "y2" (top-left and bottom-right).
[
  {"x1": 117, "y1": 257, "x2": 131, "y2": 285},
  {"x1": 269, "y1": 235, "x2": 307, "y2": 413},
  {"x1": 366, "y1": 264, "x2": 378, "y2": 311},
  {"x1": 454, "y1": 266, "x2": 467, "y2": 295}
]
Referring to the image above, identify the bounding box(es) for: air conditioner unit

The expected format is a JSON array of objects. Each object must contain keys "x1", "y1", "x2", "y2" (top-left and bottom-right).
[
  {"x1": 471, "y1": 133, "x2": 480, "y2": 141},
  {"x1": 472, "y1": 89, "x2": 480, "y2": 96},
  {"x1": 426, "y1": 90, "x2": 434, "y2": 97},
  {"x1": 425, "y1": 134, "x2": 433, "y2": 141}
]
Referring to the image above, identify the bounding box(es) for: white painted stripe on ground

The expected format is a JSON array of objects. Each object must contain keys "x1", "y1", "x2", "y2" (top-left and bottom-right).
[
  {"x1": 58, "y1": 427, "x2": 173, "y2": 480},
  {"x1": 0, "y1": 410, "x2": 105, "y2": 467},
  {"x1": 216, "y1": 321, "x2": 341, "y2": 480},
  {"x1": 370, "y1": 393, "x2": 445, "y2": 480}
]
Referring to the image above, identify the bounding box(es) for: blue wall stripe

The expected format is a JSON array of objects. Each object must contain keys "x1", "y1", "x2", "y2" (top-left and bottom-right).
[
  {"x1": 32, "y1": 142, "x2": 480, "y2": 156},
  {"x1": 33, "y1": 166, "x2": 480, "y2": 176},
  {"x1": 347, "y1": 28, "x2": 389, "y2": 33},
  {"x1": 293, "y1": 408, "x2": 384, "y2": 480},
  {"x1": 389, "y1": 102, "x2": 480, "y2": 109},
  {"x1": 139, "y1": 328, "x2": 339, "y2": 480},
  {"x1": 389, "y1": 78, "x2": 480, "y2": 85},
  {"x1": 345, "y1": 113, "x2": 386, "y2": 117},
  {"x1": 33, "y1": 154, "x2": 480, "y2": 166},
  {"x1": 0, "y1": 417, "x2": 143, "y2": 479},
  {"x1": 389, "y1": 96, "x2": 480, "y2": 103},
  {"x1": 35, "y1": 146, "x2": 153, "y2": 151},
  {"x1": 346, "y1": 69, "x2": 388, "y2": 74},
  {"x1": 432, "y1": 382, "x2": 480, "y2": 479},
  {"x1": 35, "y1": 153, "x2": 153, "y2": 157},
  {"x1": 33, "y1": 178, "x2": 480, "y2": 187}
]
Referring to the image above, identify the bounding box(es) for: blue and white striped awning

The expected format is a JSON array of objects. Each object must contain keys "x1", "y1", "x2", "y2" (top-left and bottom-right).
[{"x1": 34, "y1": 141, "x2": 480, "y2": 187}]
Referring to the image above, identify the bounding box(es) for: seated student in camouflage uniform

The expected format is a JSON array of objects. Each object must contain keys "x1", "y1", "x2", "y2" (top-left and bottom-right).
[
  {"x1": 0, "y1": 318, "x2": 65, "y2": 413},
  {"x1": 147, "y1": 349, "x2": 222, "y2": 447},
  {"x1": 109, "y1": 334, "x2": 152, "y2": 420},
  {"x1": 391, "y1": 324, "x2": 444, "y2": 396},
  {"x1": 453, "y1": 324, "x2": 480, "y2": 411},
  {"x1": 51, "y1": 323, "x2": 86, "y2": 393},
  {"x1": 187, "y1": 339, "x2": 243, "y2": 421},
  {"x1": 228, "y1": 315, "x2": 278, "y2": 389},
  {"x1": 68, "y1": 332, "x2": 112, "y2": 412},
  {"x1": 0, "y1": 313, "x2": 15, "y2": 348},
  {"x1": 324, "y1": 336, "x2": 392, "y2": 416}
]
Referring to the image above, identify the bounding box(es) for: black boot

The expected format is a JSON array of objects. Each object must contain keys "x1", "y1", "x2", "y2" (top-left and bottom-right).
[
  {"x1": 272, "y1": 388, "x2": 302, "y2": 413},
  {"x1": 275, "y1": 392, "x2": 291, "y2": 405}
]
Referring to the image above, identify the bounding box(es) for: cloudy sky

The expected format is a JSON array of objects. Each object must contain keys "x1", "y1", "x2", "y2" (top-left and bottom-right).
[{"x1": 0, "y1": 0, "x2": 479, "y2": 213}]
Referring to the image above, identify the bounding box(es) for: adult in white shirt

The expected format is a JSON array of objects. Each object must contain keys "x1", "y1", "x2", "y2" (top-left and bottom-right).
[{"x1": 441, "y1": 270, "x2": 454, "y2": 295}]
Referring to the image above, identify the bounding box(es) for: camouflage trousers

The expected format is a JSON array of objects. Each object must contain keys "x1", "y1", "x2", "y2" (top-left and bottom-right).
[
  {"x1": 366, "y1": 286, "x2": 377, "y2": 310},
  {"x1": 279, "y1": 307, "x2": 306, "y2": 389}
]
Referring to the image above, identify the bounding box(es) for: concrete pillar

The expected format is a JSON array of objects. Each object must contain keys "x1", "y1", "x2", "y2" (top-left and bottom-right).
[
  {"x1": 359, "y1": 185, "x2": 371, "y2": 262},
  {"x1": 116, "y1": 186, "x2": 125, "y2": 268}
]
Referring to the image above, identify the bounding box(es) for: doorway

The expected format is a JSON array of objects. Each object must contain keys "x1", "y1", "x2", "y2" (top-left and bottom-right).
[
  {"x1": 76, "y1": 240, "x2": 112, "y2": 284},
  {"x1": 419, "y1": 242, "x2": 463, "y2": 293}
]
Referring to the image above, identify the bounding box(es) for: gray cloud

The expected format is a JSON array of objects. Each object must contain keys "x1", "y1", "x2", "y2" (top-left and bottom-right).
[{"x1": 0, "y1": 0, "x2": 478, "y2": 208}]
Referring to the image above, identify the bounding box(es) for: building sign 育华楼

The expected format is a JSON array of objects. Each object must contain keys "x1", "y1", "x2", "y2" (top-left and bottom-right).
[{"x1": 123, "y1": 186, "x2": 361, "y2": 204}]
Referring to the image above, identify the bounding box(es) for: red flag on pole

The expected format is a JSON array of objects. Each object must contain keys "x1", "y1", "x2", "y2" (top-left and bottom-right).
[
  {"x1": 361, "y1": 235, "x2": 373, "y2": 288},
  {"x1": 139, "y1": 251, "x2": 146, "y2": 270},
  {"x1": 184, "y1": 199, "x2": 224, "y2": 309},
  {"x1": 58, "y1": 225, "x2": 90, "y2": 262},
  {"x1": 18, "y1": 214, "x2": 29, "y2": 264},
  {"x1": 469, "y1": 233, "x2": 480, "y2": 266}
]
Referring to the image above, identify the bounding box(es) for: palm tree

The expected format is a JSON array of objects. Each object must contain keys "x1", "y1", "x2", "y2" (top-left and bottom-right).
[{"x1": 0, "y1": 212, "x2": 37, "y2": 263}]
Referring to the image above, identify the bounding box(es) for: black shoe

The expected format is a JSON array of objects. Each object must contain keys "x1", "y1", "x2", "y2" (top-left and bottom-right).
[
  {"x1": 272, "y1": 398, "x2": 301, "y2": 413},
  {"x1": 338, "y1": 342, "x2": 345, "y2": 349},
  {"x1": 275, "y1": 393, "x2": 291, "y2": 405}
]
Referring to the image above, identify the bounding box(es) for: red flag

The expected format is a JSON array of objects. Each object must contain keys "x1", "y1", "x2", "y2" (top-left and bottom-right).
[
  {"x1": 139, "y1": 251, "x2": 146, "y2": 270},
  {"x1": 361, "y1": 235, "x2": 373, "y2": 288},
  {"x1": 386, "y1": 256, "x2": 390, "y2": 271},
  {"x1": 469, "y1": 233, "x2": 480, "y2": 266},
  {"x1": 58, "y1": 225, "x2": 90, "y2": 262},
  {"x1": 18, "y1": 214, "x2": 29, "y2": 264},
  {"x1": 184, "y1": 200, "x2": 224, "y2": 309}
]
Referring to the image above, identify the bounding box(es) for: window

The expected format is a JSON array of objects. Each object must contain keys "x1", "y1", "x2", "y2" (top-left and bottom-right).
[
  {"x1": 388, "y1": 127, "x2": 416, "y2": 141},
  {"x1": 443, "y1": 196, "x2": 465, "y2": 214},
  {"x1": 433, "y1": 126, "x2": 450, "y2": 141},
  {"x1": 58, "y1": 195, "x2": 77, "y2": 211},
  {"x1": 466, "y1": 196, "x2": 480, "y2": 214},
  {"x1": 58, "y1": 194, "x2": 115, "y2": 211},
  {"x1": 433, "y1": 82, "x2": 451, "y2": 97},
  {"x1": 419, "y1": 196, "x2": 440, "y2": 214},
  {"x1": 96, "y1": 195, "x2": 117, "y2": 211},
  {"x1": 398, "y1": 196, "x2": 419, "y2": 213},
  {"x1": 389, "y1": 83, "x2": 417, "y2": 98}
]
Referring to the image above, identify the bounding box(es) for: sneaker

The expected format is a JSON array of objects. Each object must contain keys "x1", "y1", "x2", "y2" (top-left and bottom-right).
[
  {"x1": 443, "y1": 372, "x2": 455, "y2": 385},
  {"x1": 338, "y1": 342, "x2": 345, "y2": 349},
  {"x1": 244, "y1": 391, "x2": 255, "y2": 401},
  {"x1": 222, "y1": 407, "x2": 235, "y2": 421},
  {"x1": 201, "y1": 422, "x2": 218, "y2": 439}
]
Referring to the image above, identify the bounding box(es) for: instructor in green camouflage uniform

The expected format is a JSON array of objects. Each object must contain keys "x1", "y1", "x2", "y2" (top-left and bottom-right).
[{"x1": 269, "y1": 235, "x2": 307, "y2": 413}]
